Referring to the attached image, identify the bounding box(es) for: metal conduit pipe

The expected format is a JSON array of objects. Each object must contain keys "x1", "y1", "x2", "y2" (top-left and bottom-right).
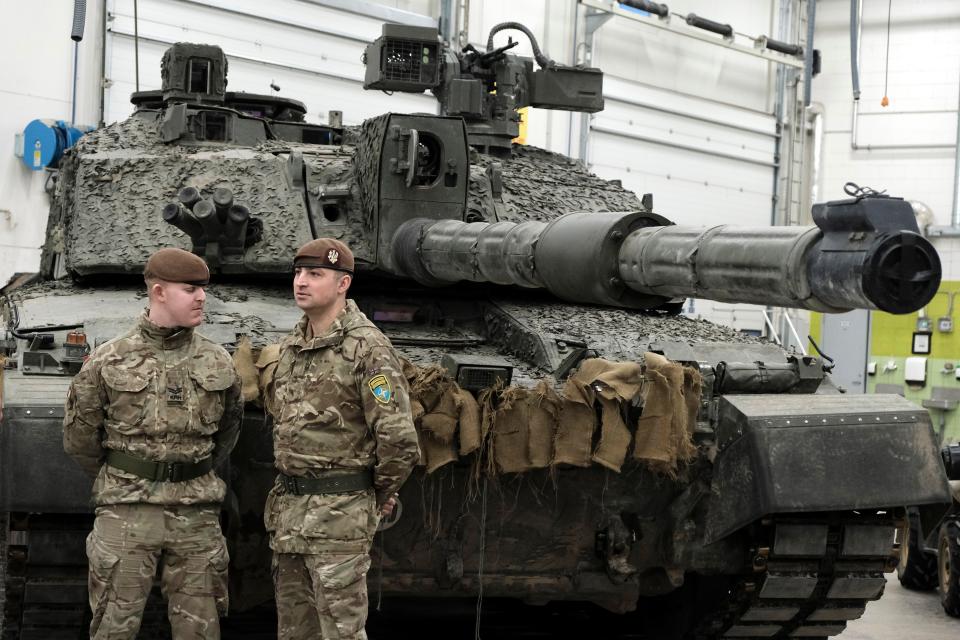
[
  {"x1": 953, "y1": 62, "x2": 960, "y2": 226},
  {"x1": 850, "y1": 0, "x2": 861, "y2": 101},
  {"x1": 851, "y1": 99, "x2": 957, "y2": 151}
]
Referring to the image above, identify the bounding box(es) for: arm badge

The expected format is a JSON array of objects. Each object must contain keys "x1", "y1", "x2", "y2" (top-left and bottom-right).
[{"x1": 367, "y1": 374, "x2": 393, "y2": 404}]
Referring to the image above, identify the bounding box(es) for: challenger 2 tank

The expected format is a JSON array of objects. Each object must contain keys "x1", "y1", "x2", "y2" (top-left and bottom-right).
[{"x1": 0, "y1": 22, "x2": 953, "y2": 640}]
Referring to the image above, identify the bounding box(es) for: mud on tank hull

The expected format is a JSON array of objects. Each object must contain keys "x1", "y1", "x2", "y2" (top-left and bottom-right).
[{"x1": 1, "y1": 281, "x2": 952, "y2": 639}]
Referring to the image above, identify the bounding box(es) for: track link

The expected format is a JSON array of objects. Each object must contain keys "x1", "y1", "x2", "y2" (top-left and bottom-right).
[
  {"x1": 1, "y1": 513, "x2": 173, "y2": 640},
  {"x1": 695, "y1": 512, "x2": 899, "y2": 639}
]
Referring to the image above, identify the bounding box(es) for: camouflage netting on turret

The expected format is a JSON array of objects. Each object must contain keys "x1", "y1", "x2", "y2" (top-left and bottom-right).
[
  {"x1": 468, "y1": 146, "x2": 642, "y2": 222},
  {"x1": 57, "y1": 113, "x2": 331, "y2": 274},
  {"x1": 247, "y1": 345, "x2": 700, "y2": 479}
]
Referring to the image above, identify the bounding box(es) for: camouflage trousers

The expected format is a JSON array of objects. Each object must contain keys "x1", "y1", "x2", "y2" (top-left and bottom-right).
[
  {"x1": 85, "y1": 503, "x2": 229, "y2": 639},
  {"x1": 273, "y1": 552, "x2": 372, "y2": 640}
]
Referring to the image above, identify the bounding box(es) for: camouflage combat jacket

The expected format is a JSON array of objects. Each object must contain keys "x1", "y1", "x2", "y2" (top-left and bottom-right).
[
  {"x1": 264, "y1": 299, "x2": 420, "y2": 554},
  {"x1": 63, "y1": 312, "x2": 242, "y2": 506}
]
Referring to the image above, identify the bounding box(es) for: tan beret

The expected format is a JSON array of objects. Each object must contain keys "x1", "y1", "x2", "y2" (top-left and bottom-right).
[
  {"x1": 294, "y1": 238, "x2": 354, "y2": 273},
  {"x1": 144, "y1": 248, "x2": 210, "y2": 285}
]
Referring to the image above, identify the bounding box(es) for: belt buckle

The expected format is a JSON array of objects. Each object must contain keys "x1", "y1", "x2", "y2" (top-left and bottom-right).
[
  {"x1": 165, "y1": 463, "x2": 182, "y2": 482},
  {"x1": 282, "y1": 476, "x2": 300, "y2": 495}
]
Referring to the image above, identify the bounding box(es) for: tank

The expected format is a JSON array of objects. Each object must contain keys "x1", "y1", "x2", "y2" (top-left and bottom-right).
[{"x1": 0, "y1": 23, "x2": 952, "y2": 639}]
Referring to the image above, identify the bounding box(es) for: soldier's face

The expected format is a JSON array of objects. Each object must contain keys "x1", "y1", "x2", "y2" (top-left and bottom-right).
[
  {"x1": 155, "y1": 282, "x2": 206, "y2": 327},
  {"x1": 293, "y1": 267, "x2": 350, "y2": 313}
]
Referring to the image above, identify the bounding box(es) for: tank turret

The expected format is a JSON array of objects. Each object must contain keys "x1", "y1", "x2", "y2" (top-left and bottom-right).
[
  {"x1": 44, "y1": 29, "x2": 937, "y2": 315},
  {"x1": 359, "y1": 22, "x2": 940, "y2": 314}
]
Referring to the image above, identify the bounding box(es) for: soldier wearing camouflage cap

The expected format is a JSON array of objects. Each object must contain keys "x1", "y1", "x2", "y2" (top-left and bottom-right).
[
  {"x1": 63, "y1": 247, "x2": 242, "y2": 639},
  {"x1": 262, "y1": 238, "x2": 420, "y2": 639}
]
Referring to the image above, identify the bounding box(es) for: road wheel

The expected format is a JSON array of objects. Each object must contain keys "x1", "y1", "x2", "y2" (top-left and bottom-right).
[
  {"x1": 938, "y1": 520, "x2": 960, "y2": 617},
  {"x1": 897, "y1": 514, "x2": 938, "y2": 590}
]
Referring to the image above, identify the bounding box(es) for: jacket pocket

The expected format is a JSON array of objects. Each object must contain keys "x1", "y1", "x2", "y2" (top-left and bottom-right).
[
  {"x1": 299, "y1": 491, "x2": 377, "y2": 542},
  {"x1": 101, "y1": 365, "x2": 151, "y2": 429},
  {"x1": 189, "y1": 368, "x2": 234, "y2": 425}
]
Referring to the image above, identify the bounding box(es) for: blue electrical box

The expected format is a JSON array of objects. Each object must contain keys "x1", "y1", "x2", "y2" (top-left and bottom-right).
[{"x1": 20, "y1": 119, "x2": 93, "y2": 171}]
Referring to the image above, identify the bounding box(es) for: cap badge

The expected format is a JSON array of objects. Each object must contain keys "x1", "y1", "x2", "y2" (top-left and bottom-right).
[{"x1": 327, "y1": 249, "x2": 339, "y2": 264}]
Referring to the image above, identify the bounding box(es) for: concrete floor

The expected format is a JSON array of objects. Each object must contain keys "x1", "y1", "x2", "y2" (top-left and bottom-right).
[{"x1": 842, "y1": 573, "x2": 958, "y2": 639}]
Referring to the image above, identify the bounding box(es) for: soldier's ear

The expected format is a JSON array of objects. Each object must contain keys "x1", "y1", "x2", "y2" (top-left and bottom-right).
[
  {"x1": 337, "y1": 273, "x2": 352, "y2": 293},
  {"x1": 150, "y1": 281, "x2": 167, "y2": 303}
]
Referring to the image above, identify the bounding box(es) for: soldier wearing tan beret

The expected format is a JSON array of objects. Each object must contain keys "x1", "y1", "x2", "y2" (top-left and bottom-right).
[
  {"x1": 64, "y1": 247, "x2": 242, "y2": 639},
  {"x1": 263, "y1": 238, "x2": 420, "y2": 639}
]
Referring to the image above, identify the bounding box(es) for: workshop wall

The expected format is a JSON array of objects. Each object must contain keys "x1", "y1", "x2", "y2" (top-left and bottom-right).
[
  {"x1": 584, "y1": 0, "x2": 788, "y2": 333},
  {"x1": 808, "y1": 0, "x2": 960, "y2": 437},
  {"x1": 810, "y1": 279, "x2": 960, "y2": 444},
  {"x1": 813, "y1": 0, "x2": 960, "y2": 255},
  {"x1": 867, "y1": 279, "x2": 960, "y2": 445}
]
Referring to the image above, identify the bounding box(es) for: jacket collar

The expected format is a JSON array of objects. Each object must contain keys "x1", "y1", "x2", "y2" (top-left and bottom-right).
[
  {"x1": 292, "y1": 299, "x2": 372, "y2": 350},
  {"x1": 138, "y1": 311, "x2": 194, "y2": 350}
]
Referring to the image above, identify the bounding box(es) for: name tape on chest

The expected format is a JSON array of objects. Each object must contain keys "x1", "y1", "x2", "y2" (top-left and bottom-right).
[{"x1": 366, "y1": 374, "x2": 393, "y2": 404}]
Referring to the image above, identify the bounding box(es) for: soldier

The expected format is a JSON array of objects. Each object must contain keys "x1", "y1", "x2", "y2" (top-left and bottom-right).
[
  {"x1": 63, "y1": 247, "x2": 242, "y2": 639},
  {"x1": 263, "y1": 238, "x2": 420, "y2": 639}
]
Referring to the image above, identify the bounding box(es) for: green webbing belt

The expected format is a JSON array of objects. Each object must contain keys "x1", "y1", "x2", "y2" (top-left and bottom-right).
[
  {"x1": 278, "y1": 471, "x2": 373, "y2": 496},
  {"x1": 106, "y1": 450, "x2": 213, "y2": 482}
]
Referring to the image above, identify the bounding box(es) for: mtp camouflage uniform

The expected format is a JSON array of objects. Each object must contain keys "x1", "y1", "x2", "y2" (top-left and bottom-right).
[
  {"x1": 63, "y1": 312, "x2": 242, "y2": 639},
  {"x1": 264, "y1": 300, "x2": 420, "y2": 639}
]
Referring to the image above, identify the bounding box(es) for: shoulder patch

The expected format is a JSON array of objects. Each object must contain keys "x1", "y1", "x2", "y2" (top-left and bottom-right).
[{"x1": 367, "y1": 374, "x2": 393, "y2": 404}]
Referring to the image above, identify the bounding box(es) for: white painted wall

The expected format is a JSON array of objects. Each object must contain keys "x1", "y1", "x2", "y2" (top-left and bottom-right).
[
  {"x1": 0, "y1": 2, "x2": 103, "y2": 287},
  {"x1": 813, "y1": 0, "x2": 960, "y2": 277}
]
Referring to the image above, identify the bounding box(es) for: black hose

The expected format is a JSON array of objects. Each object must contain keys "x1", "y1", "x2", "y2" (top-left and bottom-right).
[
  {"x1": 685, "y1": 14, "x2": 733, "y2": 38},
  {"x1": 485, "y1": 22, "x2": 553, "y2": 69},
  {"x1": 765, "y1": 38, "x2": 803, "y2": 56},
  {"x1": 807, "y1": 335, "x2": 836, "y2": 370},
  {"x1": 9, "y1": 304, "x2": 81, "y2": 339},
  {"x1": 620, "y1": 0, "x2": 669, "y2": 18}
]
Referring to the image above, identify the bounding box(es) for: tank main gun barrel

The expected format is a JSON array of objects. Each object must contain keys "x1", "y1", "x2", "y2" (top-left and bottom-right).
[{"x1": 390, "y1": 194, "x2": 940, "y2": 314}]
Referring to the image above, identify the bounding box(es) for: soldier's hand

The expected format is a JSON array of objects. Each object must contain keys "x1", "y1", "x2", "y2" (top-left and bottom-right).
[{"x1": 380, "y1": 495, "x2": 397, "y2": 517}]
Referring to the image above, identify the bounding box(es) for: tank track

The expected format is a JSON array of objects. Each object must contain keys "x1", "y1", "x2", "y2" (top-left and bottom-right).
[
  {"x1": 367, "y1": 512, "x2": 899, "y2": 640},
  {"x1": 0, "y1": 510, "x2": 900, "y2": 639},
  {"x1": 0, "y1": 512, "x2": 280, "y2": 640},
  {"x1": 1, "y1": 513, "x2": 7, "y2": 638},
  {"x1": 1, "y1": 513, "x2": 170, "y2": 640},
  {"x1": 692, "y1": 512, "x2": 899, "y2": 640}
]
